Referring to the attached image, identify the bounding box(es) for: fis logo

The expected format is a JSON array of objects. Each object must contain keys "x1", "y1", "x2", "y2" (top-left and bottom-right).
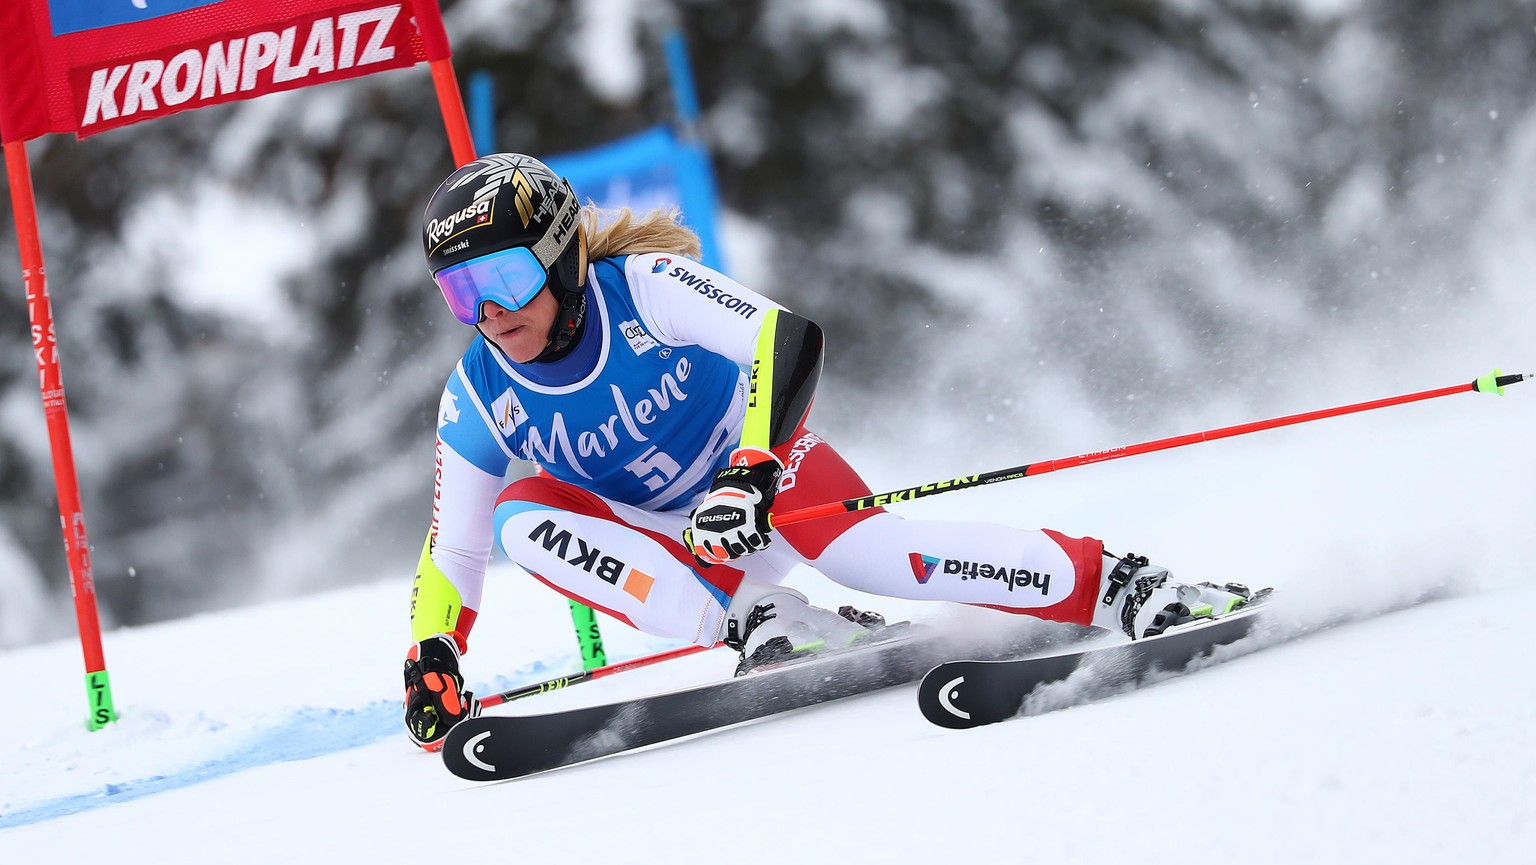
[
  {"x1": 491, "y1": 389, "x2": 526, "y2": 433},
  {"x1": 651, "y1": 257, "x2": 672, "y2": 273}
]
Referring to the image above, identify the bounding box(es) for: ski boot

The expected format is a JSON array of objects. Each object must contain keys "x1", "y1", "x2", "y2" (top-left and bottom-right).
[
  {"x1": 403, "y1": 633, "x2": 479, "y2": 751},
  {"x1": 1091, "y1": 552, "x2": 1254, "y2": 640},
  {"x1": 722, "y1": 583, "x2": 884, "y2": 676}
]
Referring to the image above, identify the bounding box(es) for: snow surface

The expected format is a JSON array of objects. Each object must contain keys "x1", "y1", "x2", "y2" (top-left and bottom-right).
[
  {"x1": 2, "y1": 381, "x2": 1533, "y2": 863},
  {"x1": 4, "y1": 3, "x2": 1533, "y2": 854}
]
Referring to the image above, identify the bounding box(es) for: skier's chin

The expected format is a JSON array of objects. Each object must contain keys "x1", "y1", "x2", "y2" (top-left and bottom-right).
[{"x1": 492, "y1": 328, "x2": 543, "y2": 362}]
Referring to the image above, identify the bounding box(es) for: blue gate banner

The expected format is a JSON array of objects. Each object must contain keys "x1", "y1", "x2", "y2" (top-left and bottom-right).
[
  {"x1": 48, "y1": 0, "x2": 228, "y2": 36},
  {"x1": 546, "y1": 125, "x2": 727, "y2": 274}
]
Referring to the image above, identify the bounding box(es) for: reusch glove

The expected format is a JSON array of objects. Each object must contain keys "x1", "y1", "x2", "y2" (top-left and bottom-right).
[
  {"x1": 403, "y1": 633, "x2": 478, "y2": 751},
  {"x1": 685, "y1": 447, "x2": 784, "y2": 566}
]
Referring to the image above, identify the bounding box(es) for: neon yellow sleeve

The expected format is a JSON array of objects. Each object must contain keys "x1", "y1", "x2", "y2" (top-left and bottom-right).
[
  {"x1": 740, "y1": 308, "x2": 824, "y2": 452},
  {"x1": 409, "y1": 529, "x2": 465, "y2": 644}
]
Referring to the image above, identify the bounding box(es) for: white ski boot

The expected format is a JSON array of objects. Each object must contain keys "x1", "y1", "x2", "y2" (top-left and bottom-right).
[
  {"x1": 721, "y1": 582, "x2": 883, "y2": 676},
  {"x1": 1091, "y1": 552, "x2": 1253, "y2": 640}
]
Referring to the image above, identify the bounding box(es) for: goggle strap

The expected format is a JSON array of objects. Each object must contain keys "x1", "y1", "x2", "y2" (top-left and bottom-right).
[{"x1": 529, "y1": 188, "x2": 580, "y2": 269}]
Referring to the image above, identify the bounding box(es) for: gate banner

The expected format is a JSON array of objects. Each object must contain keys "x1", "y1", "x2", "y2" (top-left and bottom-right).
[{"x1": 0, "y1": 0, "x2": 451, "y2": 142}]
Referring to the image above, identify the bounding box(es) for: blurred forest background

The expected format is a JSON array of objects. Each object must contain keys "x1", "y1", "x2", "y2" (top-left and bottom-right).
[{"x1": 3, "y1": 0, "x2": 1533, "y2": 647}]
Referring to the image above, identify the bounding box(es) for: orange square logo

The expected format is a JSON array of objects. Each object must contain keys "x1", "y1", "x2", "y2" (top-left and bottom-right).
[{"x1": 623, "y1": 568, "x2": 655, "y2": 603}]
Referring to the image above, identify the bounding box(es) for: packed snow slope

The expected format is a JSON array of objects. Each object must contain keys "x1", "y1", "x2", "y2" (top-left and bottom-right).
[{"x1": 2, "y1": 387, "x2": 1533, "y2": 864}]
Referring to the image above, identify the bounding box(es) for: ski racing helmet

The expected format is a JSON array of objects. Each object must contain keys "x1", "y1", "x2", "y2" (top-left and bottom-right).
[{"x1": 422, "y1": 153, "x2": 585, "y2": 350}]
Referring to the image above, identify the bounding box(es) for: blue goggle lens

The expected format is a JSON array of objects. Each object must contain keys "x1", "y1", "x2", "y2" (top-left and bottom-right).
[{"x1": 433, "y1": 246, "x2": 548, "y2": 324}]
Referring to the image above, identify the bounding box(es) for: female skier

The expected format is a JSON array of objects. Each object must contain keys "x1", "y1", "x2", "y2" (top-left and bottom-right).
[{"x1": 402, "y1": 153, "x2": 1250, "y2": 749}]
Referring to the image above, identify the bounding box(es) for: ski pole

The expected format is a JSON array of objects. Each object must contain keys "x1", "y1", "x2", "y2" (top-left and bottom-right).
[
  {"x1": 773, "y1": 369, "x2": 1528, "y2": 527},
  {"x1": 477, "y1": 643, "x2": 723, "y2": 710}
]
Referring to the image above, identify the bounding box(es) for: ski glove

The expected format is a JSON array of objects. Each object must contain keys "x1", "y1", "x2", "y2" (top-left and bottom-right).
[
  {"x1": 686, "y1": 447, "x2": 785, "y2": 566},
  {"x1": 403, "y1": 633, "x2": 479, "y2": 751}
]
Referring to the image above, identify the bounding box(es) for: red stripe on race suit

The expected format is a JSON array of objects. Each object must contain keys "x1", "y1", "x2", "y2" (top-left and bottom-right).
[
  {"x1": 496, "y1": 474, "x2": 748, "y2": 601},
  {"x1": 974, "y1": 529, "x2": 1106, "y2": 627},
  {"x1": 770, "y1": 429, "x2": 884, "y2": 560}
]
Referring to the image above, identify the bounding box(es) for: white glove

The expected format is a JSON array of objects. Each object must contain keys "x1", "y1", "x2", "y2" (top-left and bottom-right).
[{"x1": 686, "y1": 448, "x2": 783, "y2": 566}]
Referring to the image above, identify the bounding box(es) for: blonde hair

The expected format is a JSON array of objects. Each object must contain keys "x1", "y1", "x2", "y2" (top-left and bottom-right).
[{"x1": 581, "y1": 204, "x2": 703, "y2": 261}]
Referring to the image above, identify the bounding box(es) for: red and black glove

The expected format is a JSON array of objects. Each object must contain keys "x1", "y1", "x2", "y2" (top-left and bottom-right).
[
  {"x1": 685, "y1": 447, "x2": 784, "y2": 566},
  {"x1": 403, "y1": 634, "x2": 478, "y2": 751}
]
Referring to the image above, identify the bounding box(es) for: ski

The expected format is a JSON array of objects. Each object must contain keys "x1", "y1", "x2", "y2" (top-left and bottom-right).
[
  {"x1": 917, "y1": 597, "x2": 1273, "y2": 730},
  {"x1": 443, "y1": 627, "x2": 960, "y2": 781}
]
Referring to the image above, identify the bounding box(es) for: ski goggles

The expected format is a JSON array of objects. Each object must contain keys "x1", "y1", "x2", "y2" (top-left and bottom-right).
[{"x1": 433, "y1": 245, "x2": 549, "y2": 324}]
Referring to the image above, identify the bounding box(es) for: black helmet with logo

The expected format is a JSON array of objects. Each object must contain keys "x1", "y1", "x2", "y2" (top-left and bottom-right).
[{"x1": 422, "y1": 153, "x2": 585, "y2": 353}]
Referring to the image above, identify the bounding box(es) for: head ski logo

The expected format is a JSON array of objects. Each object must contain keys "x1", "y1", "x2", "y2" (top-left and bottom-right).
[
  {"x1": 938, "y1": 676, "x2": 970, "y2": 720},
  {"x1": 909, "y1": 552, "x2": 941, "y2": 584},
  {"x1": 463, "y1": 731, "x2": 495, "y2": 773},
  {"x1": 651, "y1": 257, "x2": 672, "y2": 273}
]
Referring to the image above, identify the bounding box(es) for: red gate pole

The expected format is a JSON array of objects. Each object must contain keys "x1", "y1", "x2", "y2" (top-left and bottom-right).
[
  {"x1": 414, "y1": 0, "x2": 478, "y2": 168},
  {"x1": 5, "y1": 139, "x2": 116, "y2": 730}
]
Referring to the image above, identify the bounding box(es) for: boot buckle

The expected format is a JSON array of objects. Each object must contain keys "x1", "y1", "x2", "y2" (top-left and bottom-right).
[{"x1": 1101, "y1": 552, "x2": 1149, "y2": 606}]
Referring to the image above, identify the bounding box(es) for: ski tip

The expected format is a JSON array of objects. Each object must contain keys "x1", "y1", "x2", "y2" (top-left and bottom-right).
[{"x1": 1473, "y1": 369, "x2": 1530, "y2": 396}]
